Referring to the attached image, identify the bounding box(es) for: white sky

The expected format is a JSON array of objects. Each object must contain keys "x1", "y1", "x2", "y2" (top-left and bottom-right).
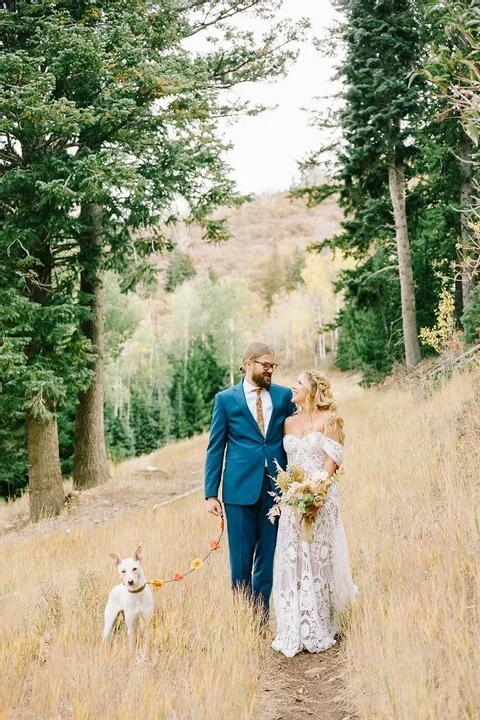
[{"x1": 221, "y1": 0, "x2": 339, "y2": 195}]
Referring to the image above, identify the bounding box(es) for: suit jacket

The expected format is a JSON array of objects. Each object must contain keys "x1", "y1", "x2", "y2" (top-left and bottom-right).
[{"x1": 204, "y1": 380, "x2": 295, "y2": 505}]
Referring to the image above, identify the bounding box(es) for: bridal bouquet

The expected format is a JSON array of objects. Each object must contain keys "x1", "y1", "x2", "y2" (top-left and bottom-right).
[{"x1": 267, "y1": 462, "x2": 334, "y2": 542}]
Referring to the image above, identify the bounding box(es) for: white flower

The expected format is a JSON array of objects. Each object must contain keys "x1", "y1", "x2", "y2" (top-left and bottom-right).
[
  {"x1": 285, "y1": 481, "x2": 302, "y2": 497},
  {"x1": 267, "y1": 504, "x2": 281, "y2": 524},
  {"x1": 311, "y1": 470, "x2": 329, "y2": 484}
]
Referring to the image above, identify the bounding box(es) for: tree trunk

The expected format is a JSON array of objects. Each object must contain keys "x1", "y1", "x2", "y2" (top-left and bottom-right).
[
  {"x1": 23, "y1": 230, "x2": 66, "y2": 521},
  {"x1": 318, "y1": 334, "x2": 326, "y2": 361},
  {"x1": 27, "y1": 413, "x2": 65, "y2": 522},
  {"x1": 388, "y1": 160, "x2": 422, "y2": 369},
  {"x1": 459, "y1": 130, "x2": 476, "y2": 309},
  {"x1": 73, "y1": 204, "x2": 110, "y2": 490},
  {"x1": 330, "y1": 329, "x2": 336, "y2": 356}
]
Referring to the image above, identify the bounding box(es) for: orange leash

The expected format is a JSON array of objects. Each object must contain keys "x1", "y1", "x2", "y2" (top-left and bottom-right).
[{"x1": 147, "y1": 516, "x2": 224, "y2": 589}]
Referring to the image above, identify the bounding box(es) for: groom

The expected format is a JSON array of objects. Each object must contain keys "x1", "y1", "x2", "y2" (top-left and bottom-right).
[{"x1": 204, "y1": 342, "x2": 295, "y2": 619}]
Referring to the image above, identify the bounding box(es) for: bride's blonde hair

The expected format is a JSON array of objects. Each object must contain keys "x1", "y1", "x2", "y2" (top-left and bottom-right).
[{"x1": 299, "y1": 370, "x2": 345, "y2": 444}]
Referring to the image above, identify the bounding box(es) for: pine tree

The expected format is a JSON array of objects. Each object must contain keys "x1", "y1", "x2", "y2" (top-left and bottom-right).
[
  {"x1": 130, "y1": 393, "x2": 158, "y2": 456},
  {"x1": 150, "y1": 386, "x2": 173, "y2": 447},
  {"x1": 260, "y1": 243, "x2": 286, "y2": 310},
  {"x1": 0, "y1": 251, "x2": 91, "y2": 519},
  {"x1": 284, "y1": 246, "x2": 306, "y2": 292},
  {"x1": 1, "y1": 0, "x2": 306, "y2": 513},
  {"x1": 164, "y1": 251, "x2": 197, "y2": 294},
  {"x1": 104, "y1": 405, "x2": 135, "y2": 463},
  {"x1": 0, "y1": 390, "x2": 28, "y2": 499},
  {"x1": 421, "y1": 0, "x2": 480, "y2": 309},
  {"x1": 296, "y1": 1, "x2": 430, "y2": 378},
  {"x1": 337, "y1": 0, "x2": 423, "y2": 368},
  {"x1": 334, "y1": 249, "x2": 403, "y2": 381},
  {"x1": 169, "y1": 337, "x2": 228, "y2": 438}
]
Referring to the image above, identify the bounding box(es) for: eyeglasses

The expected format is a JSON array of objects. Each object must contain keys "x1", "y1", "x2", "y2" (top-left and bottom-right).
[{"x1": 253, "y1": 361, "x2": 278, "y2": 372}]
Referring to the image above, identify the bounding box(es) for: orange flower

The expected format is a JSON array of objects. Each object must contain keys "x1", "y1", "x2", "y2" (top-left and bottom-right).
[
  {"x1": 209, "y1": 540, "x2": 220, "y2": 551},
  {"x1": 219, "y1": 518, "x2": 225, "y2": 531},
  {"x1": 150, "y1": 578, "x2": 163, "y2": 589},
  {"x1": 173, "y1": 573, "x2": 183, "y2": 581},
  {"x1": 191, "y1": 558, "x2": 203, "y2": 570}
]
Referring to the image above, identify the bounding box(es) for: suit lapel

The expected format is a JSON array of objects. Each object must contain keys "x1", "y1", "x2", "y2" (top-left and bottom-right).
[
  {"x1": 232, "y1": 381, "x2": 263, "y2": 436},
  {"x1": 265, "y1": 384, "x2": 280, "y2": 441}
]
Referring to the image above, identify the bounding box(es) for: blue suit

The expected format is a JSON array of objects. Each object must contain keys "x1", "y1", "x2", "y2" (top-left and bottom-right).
[{"x1": 205, "y1": 380, "x2": 295, "y2": 616}]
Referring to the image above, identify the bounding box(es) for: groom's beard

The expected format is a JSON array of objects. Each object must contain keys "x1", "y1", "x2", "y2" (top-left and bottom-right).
[{"x1": 252, "y1": 371, "x2": 272, "y2": 390}]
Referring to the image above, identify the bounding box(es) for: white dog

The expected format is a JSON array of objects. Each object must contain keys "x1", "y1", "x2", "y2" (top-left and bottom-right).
[{"x1": 103, "y1": 546, "x2": 154, "y2": 650}]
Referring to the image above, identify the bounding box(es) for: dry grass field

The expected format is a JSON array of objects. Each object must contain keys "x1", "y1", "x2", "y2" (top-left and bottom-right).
[
  {"x1": 0, "y1": 491, "x2": 262, "y2": 720},
  {"x1": 341, "y1": 368, "x2": 480, "y2": 719},
  {"x1": 1, "y1": 365, "x2": 479, "y2": 719}
]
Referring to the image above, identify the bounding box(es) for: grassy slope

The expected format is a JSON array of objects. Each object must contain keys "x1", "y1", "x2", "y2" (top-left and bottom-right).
[
  {"x1": 0, "y1": 492, "x2": 262, "y2": 720},
  {"x1": 1, "y1": 367, "x2": 479, "y2": 718},
  {"x1": 342, "y1": 368, "x2": 480, "y2": 719}
]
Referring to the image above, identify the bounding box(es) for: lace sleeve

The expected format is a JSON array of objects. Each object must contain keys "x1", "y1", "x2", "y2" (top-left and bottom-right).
[{"x1": 323, "y1": 437, "x2": 343, "y2": 466}]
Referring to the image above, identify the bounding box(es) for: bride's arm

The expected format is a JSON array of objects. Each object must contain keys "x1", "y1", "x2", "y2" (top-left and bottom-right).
[
  {"x1": 324, "y1": 455, "x2": 337, "y2": 478},
  {"x1": 323, "y1": 422, "x2": 342, "y2": 477}
]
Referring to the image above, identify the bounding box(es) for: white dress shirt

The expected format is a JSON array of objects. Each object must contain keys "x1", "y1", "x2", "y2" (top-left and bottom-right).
[{"x1": 243, "y1": 378, "x2": 273, "y2": 434}]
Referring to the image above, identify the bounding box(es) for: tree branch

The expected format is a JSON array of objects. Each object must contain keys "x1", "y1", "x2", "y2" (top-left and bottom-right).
[{"x1": 185, "y1": 0, "x2": 261, "y2": 38}]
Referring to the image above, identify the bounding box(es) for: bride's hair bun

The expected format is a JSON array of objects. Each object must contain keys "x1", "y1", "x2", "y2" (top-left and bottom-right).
[{"x1": 306, "y1": 370, "x2": 333, "y2": 400}]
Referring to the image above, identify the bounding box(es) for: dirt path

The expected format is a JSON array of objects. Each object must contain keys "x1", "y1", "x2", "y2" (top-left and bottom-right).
[
  {"x1": 0, "y1": 455, "x2": 355, "y2": 719},
  {"x1": 0, "y1": 454, "x2": 203, "y2": 543},
  {"x1": 257, "y1": 643, "x2": 355, "y2": 720}
]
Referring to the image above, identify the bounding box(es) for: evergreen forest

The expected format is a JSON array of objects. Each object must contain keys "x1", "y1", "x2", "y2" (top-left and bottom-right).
[{"x1": 2, "y1": 0, "x2": 480, "y2": 518}]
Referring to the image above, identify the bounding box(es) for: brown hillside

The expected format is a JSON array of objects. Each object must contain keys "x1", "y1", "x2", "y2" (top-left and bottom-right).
[{"x1": 157, "y1": 192, "x2": 343, "y2": 286}]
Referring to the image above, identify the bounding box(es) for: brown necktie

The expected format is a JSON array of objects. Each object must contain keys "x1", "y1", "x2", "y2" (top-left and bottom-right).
[{"x1": 255, "y1": 387, "x2": 265, "y2": 435}]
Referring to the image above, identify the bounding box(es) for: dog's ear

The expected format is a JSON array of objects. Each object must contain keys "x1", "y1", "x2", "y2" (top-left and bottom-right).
[
  {"x1": 109, "y1": 553, "x2": 121, "y2": 566},
  {"x1": 133, "y1": 546, "x2": 143, "y2": 563}
]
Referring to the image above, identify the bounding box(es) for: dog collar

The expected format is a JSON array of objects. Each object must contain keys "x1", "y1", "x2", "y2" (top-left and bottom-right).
[{"x1": 127, "y1": 583, "x2": 146, "y2": 594}]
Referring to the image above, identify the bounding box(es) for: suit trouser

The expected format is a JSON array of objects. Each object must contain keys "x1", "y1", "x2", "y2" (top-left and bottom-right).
[{"x1": 224, "y1": 471, "x2": 278, "y2": 618}]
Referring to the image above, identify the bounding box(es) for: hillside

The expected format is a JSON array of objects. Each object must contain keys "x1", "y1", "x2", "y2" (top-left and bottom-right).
[
  {"x1": 155, "y1": 191, "x2": 343, "y2": 290},
  {"x1": 129, "y1": 191, "x2": 346, "y2": 386},
  {"x1": 1, "y1": 366, "x2": 479, "y2": 719}
]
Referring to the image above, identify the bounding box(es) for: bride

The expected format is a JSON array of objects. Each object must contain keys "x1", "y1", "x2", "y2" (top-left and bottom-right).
[{"x1": 271, "y1": 370, "x2": 357, "y2": 657}]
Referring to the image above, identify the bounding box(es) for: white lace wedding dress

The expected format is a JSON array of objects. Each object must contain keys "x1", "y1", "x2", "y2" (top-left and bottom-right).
[{"x1": 271, "y1": 432, "x2": 357, "y2": 657}]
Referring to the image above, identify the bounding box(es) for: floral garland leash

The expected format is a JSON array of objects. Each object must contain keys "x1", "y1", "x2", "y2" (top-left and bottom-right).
[{"x1": 147, "y1": 516, "x2": 224, "y2": 589}]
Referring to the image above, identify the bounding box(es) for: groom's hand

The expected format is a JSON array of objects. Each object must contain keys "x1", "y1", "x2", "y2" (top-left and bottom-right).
[{"x1": 206, "y1": 497, "x2": 223, "y2": 516}]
